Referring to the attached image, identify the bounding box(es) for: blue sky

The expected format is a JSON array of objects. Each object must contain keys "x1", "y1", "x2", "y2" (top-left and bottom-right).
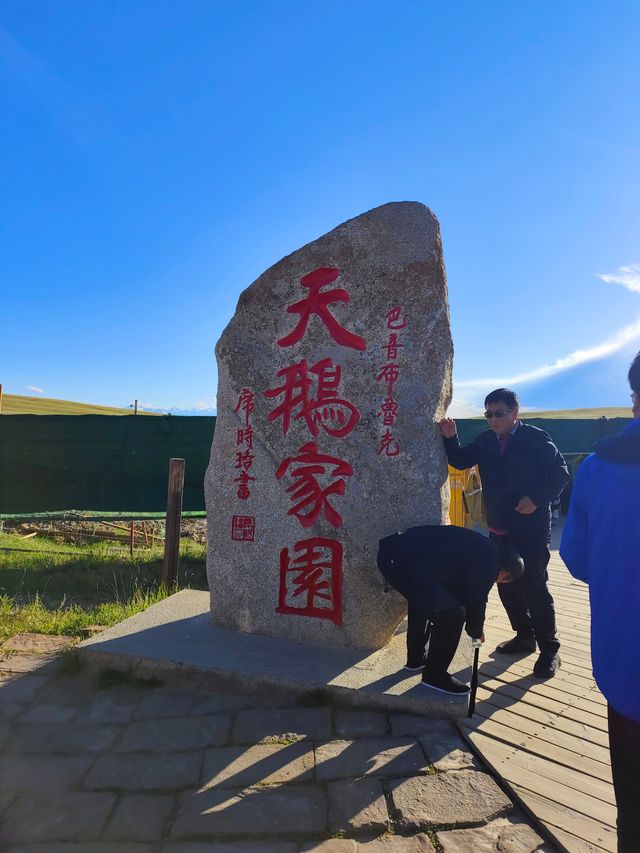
[{"x1": 2, "y1": 1, "x2": 639, "y2": 415}]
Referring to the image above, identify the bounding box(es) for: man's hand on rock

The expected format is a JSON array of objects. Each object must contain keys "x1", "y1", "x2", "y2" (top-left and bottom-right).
[
  {"x1": 439, "y1": 418, "x2": 457, "y2": 439},
  {"x1": 515, "y1": 496, "x2": 537, "y2": 515}
]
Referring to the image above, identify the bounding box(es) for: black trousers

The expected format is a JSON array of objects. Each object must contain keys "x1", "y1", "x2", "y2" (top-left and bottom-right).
[
  {"x1": 406, "y1": 604, "x2": 465, "y2": 679},
  {"x1": 608, "y1": 704, "x2": 640, "y2": 852},
  {"x1": 491, "y1": 533, "x2": 560, "y2": 654}
]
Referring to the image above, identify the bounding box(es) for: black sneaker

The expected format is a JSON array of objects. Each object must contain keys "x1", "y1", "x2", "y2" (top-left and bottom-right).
[
  {"x1": 420, "y1": 673, "x2": 470, "y2": 695},
  {"x1": 404, "y1": 656, "x2": 427, "y2": 672},
  {"x1": 495, "y1": 634, "x2": 537, "y2": 655},
  {"x1": 533, "y1": 652, "x2": 561, "y2": 679}
]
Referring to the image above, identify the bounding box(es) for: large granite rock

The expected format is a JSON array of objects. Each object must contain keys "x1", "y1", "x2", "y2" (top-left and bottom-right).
[{"x1": 206, "y1": 201, "x2": 453, "y2": 648}]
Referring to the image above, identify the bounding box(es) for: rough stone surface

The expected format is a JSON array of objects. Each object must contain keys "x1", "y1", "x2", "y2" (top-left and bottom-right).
[
  {"x1": 172, "y1": 785, "x2": 327, "y2": 837},
  {"x1": 335, "y1": 710, "x2": 388, "y2": 738},
  {"x1": 0, "y1": 674, "x2": 49, "y2": 702},
  {"x1": 315, "y1": 737, "x2": 427, "y2": 781},
  {"x1": 84, "y1": 752, "x2": 201, "y2": 790},
  {"x1": 0, "y1": 756, "x2": 93, "y2": 793},
  {"x1": 390, "y1": 715, "x2": 454, "y2": 738},
  {"x1": 0, "y1": 793, "x2": 115, "y2": 844},
  {"x1": 202, "y1": 742, "x2": 315, "y2": 788},
  {"x1": 437, "y1": 816, "x2": 551, "y2": 851},
  {"x1": 115, "y1": 714, "x2": 232, "y2": 752},
  {"x1": 231, "y1": 707, "x2": 332, "y2": 743},
  {"x1": 357, "y1": 837, "x2": 435, "y2": 851},
  {"x1": 162, "y1": 845, "x2": 297, "y2": 853},
  {"x1": 104, "y1": 794, "x2": 174, "y2": 842},
  {"x1": 389, "y1": 770, "x2": 513, "y2": 829},
  {"x1": 301, "y1": 843, "x2": 358, "y2": 852},
  {"x1": 1, "y1": 633, "x2": 77, "y2": 654},
  {"x1": 206, "y1": 201, "x2": 453, "y2": 648},
  {"x1": 19, "y1": 703, "x2": 77, "y2": 724},
  {"x1": 6, "y1": 845, "x2": 151, "y2": 853},
  {"x1": 8, "y1": 722, "x2": 120, "y2": 754},
  {"x1": 418, "y1": 730, "x2": 478, "y2": 771},
  {"x1": 327, "y1": 777, "x2": 390, "y2": 832},
  {"x1": 133, "y1": 690, "x2": 199, "y2": 719},
  {"x1": 0, "y1": 652, "x2": 62, "y2": 673}
]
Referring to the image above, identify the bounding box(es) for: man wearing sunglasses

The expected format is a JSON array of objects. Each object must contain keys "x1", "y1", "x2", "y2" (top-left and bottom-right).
[{"x1": 439, "y1": 388, "x2": 569, "y2": 679}]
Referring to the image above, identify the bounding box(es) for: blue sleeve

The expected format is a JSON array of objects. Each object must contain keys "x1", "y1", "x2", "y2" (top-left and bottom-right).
[{"x1": 559, "y1": 461, "x2": 590, "y2": 583}]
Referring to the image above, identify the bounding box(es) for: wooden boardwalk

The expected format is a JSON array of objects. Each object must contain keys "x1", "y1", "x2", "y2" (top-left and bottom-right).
[{"x1": 459, "y1": 524, "x2": 617, "y2": 852}]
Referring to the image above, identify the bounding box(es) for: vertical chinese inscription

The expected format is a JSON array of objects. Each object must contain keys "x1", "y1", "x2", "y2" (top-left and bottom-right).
[
  {"x1": 376, "y1": 306, "x2": 408, "y2": 458},
  {"x1": 231, "y1": 388, "x2": 256, "y2": 541},
  {"x1": 264, "y1": 267, "x2": 366, "y2": 625}
]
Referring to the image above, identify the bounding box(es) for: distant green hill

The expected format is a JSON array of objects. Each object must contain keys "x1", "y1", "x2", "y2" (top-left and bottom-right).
[
  {"x1": 521, "y1": 406, "x2": 632, "y2": 419},
  {"x1": 0, "y1": 394, "x2": 160, "y2": 416}
]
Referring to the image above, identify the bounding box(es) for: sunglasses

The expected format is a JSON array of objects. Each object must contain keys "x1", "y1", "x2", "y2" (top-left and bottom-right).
[{"x1": 484, "y1": 409, "x2": 511, "y2": 419}]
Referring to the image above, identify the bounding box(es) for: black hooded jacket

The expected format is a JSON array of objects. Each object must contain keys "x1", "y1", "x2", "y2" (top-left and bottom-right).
[{"x1": 377, "y1": 525, "x2": 499, "y2": 639}]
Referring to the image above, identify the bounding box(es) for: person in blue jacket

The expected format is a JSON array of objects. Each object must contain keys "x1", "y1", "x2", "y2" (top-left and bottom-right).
[{"x1": 560, "y1": 351, "x2": 640, "y2": 852}]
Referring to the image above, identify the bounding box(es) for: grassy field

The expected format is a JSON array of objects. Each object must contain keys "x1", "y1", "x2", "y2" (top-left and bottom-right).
[
  {"x1": 1, "y1": 394, "x2": 160, "y2": 415},
  {"x1": 0, "y1": 532, "x2": 207, "y2": 641},
  {"x1": 522, "y1": 406, "x2": 632, "y2": 419}
]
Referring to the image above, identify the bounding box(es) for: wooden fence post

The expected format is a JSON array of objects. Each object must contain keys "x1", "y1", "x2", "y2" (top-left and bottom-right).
[{"x1": 162, "y1": 458, "x2": 185, "y2": 589}]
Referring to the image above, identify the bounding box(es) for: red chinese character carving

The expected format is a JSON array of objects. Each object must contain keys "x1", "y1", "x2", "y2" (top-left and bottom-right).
[
  {"x1": 231, "y1": 515, "x2": 256, "y2": 541},
  {"x1": 376, "y1": 363, "x2": 401, "y2": 395},
  {"x1": 276, "y1": 441, "x2": 353, "y2": 529},
  {"x1": 377, "y1": 429, "x2": 400, "y2": 458},
  {"x1": 235, "y1": 470, "x2": 255, "y2": 500},
  {"x1": 277, "y1": 536, "x2": 343, "y2": 624},
  {"x1": 385, "y1": 306, "x2": 407, "y2": 330},
  {"x1": 264, "y1": 358, "x2": 360, "y2": 438},
  {"x1": 383, "y1": 333, "x2": 404, "y2": 360},
  {"x1": 236, "y1": 426, "x2": 254, "y2": 449},
  {"x1": 234, "y1": 388, "x2": 255, "y2": 426},
  {"x1": 235, "y1": 449, "x2": 255, "y2": 471},
  {"x1": 278, "y1": 267, "x2": 366, "y2": 351},
  {"x1": 377, "y1": 395, "x2": 399, "y2": 426}
]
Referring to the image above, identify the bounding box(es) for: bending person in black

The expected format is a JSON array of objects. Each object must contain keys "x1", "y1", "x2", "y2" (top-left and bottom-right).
[{"x1": 377, "y1": 525, "x2": 523, "y2": 695}]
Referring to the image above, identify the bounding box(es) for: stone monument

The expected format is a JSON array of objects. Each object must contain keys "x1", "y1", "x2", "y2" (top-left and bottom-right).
[{"x1": 205, "y1": 201, "x2": 453, "y2": 649}]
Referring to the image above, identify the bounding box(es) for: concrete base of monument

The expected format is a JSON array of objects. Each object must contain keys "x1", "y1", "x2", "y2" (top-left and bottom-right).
[{"x1": 78, "y1": 590, "x2": 471, "y2": 718}]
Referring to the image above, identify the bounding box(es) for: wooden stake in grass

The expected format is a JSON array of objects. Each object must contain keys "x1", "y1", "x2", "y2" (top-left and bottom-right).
[{"x1": 162, "y1": 458, "x2": 185, "y2": 589}]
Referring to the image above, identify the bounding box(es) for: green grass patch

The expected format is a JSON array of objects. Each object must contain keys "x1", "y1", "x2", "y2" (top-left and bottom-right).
[
  {"x1": 0, "y1": 532, "x2": 206, "y2": 605},
  {"x1": 0, "y1": 531, "x2": 207, "y2": 642},
  {"x1": 1, "y1": 393, "x2": 160, "y2": 415}
]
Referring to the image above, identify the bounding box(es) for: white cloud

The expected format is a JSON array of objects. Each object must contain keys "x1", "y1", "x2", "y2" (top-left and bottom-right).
[
  {"x1": 27, "y1": 385, "x2": 45, "y2": 394},
  {"x1": 596, "y1": 264, "x2": 640, "y2": 293},
  {"x1": 454, "y1": 317, "x2": 640, "y2": 393}
]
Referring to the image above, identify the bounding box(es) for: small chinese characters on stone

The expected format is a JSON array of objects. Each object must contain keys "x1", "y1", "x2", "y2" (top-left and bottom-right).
[
  {"x1": 277, "y1": 536, "x2": 343, "y2": 624},
  {"x1": 235, "y1": 470, "x2": 256, "y2": 500},
  {"x1": 377, "y1": 395, "x2": 399, "y2": 427},
  {"x1": 235, "y1": 449, "x2": 255, "y2": 471},
  {"x1": 382, "y1": 333, "x2": 404, "y2": 360},
  {"x1": 276, "y1": 441, "x2": 353, "y2": 529},
  {"x1": 231, "y1": 515, "x2": 256, "y2": 542},
  {"x1": 385, "y1": 306, "x2": 408, "y2": 330},
  {"x1": 375, "y1": 362, "x2": 401, "y2": 395},
  {"x1": 237, "y1": 426, "x2": 254, "y2": 449},
  {"x1": 278, "y1": 267, "x2": 366, "y2": 351},
  {"x1": 377, "y1": 428, "x2": 400, "y2": 458},
  {"x1": 234, "y1": 388, "x2": 255, "y2": 426},
  {"x1": 264, "y1": 357, "x2": 360, "y2": 438}
]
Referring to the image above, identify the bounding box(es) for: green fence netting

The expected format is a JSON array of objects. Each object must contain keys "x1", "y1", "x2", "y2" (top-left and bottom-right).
[
  {"x1": 0, "y1": 415, "x2": 215, "y2": 514},
  {"x1": 0, "y1": 414, "x2": 632, "y2": 515}
]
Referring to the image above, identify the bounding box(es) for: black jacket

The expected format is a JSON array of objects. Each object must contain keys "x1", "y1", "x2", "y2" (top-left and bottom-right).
[
  {"x1": 377, "y1": 525, "x2": 498, "y2": 639},
  {"x1": 443, "y1": 423, "x2": 569, "y2": 543}
]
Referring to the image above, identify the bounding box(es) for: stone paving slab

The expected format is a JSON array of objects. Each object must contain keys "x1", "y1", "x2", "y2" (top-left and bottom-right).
[
  {"x1": 8, "y1": 721, "x2": 121, "y2": 754},
  {"x1": 390, "y1": 715, "x2": 454, "y2": 738},
  {"x1": 232, "y1": 707, "x2": 332, "y2": 743},
  {"x1": 19, "y1": 702, "x2": 77, "y2": 724},
  {"x1": 0, "y1": 792, "x2": 116, "y2": 844},
  {"x1": 327, "y1": 777, "x2": 390, "y2": 833},
  {"x1": 202, "y1": 742, "x2": 315, "y2": 788},
  {"x1": 6, "y1": 845, "x2": 152, "y2": 852},
  {"x1": 84, "y1": 751, "x2": 201, "y2": 790},
  {"x1": 0, "y1": 755, "x2": 94, "y2": 793},
  {"x1": 76, "y1": 693, "x2": 139, "y2": 723},
  {"x1": 437, "y1": 815, "x2": 551, "y2": 851},
  {"x1": 335, "y1": 710, "x2": 388, "y2": 738},
  {"x1": 103, "y1": 794, "x2": 174, "y2": 842},
  {"x1": 172, "y1": 784, "x2": 327, "y2": 837},
  {"x1": 389, "y1": 770, "x2": 513, "y2": 829},
  {"x1": 115, "y1": 713, "x2": 232, "y2": 752},
  {"x1": 0, "y1": 673, "x2": 49, "y2": 701},
  {"x1": 302, "y1": 838, "x2": 435, "y2": 852},
  {"x1": 190, "y1": 693, "x2": 285, "y2": 715},
  {"x1": 418, "y1": 730, "x2": 478, "y2": 771},
  {"x1": 316, "y1": 738, "x2": 428, "y2": 781},
  {"x1": 133, "y1": 690, "x2": 200, "y2": 719},
  {"x1": 162, "y1": 844, "x2": 297, "y2": 853},
  {"x1": 0, "y1": 652, "x2": 63, "y2": 674},
  {"x1": 2, "y1": 633, "x2": 77, "y2": 654}
]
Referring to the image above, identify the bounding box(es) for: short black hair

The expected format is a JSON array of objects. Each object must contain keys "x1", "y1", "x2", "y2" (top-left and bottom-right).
[
  {"x1": 629, "y1": 351, "x2": 640, "y2": 395},
  {"x1": 484, "y1": 388, "x2": 519, "y2": 410}
]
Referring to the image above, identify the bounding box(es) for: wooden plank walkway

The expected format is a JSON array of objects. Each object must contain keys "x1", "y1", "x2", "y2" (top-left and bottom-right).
[{"x1": 458, "y1": 524, "x2": 617, "y2": 852}]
